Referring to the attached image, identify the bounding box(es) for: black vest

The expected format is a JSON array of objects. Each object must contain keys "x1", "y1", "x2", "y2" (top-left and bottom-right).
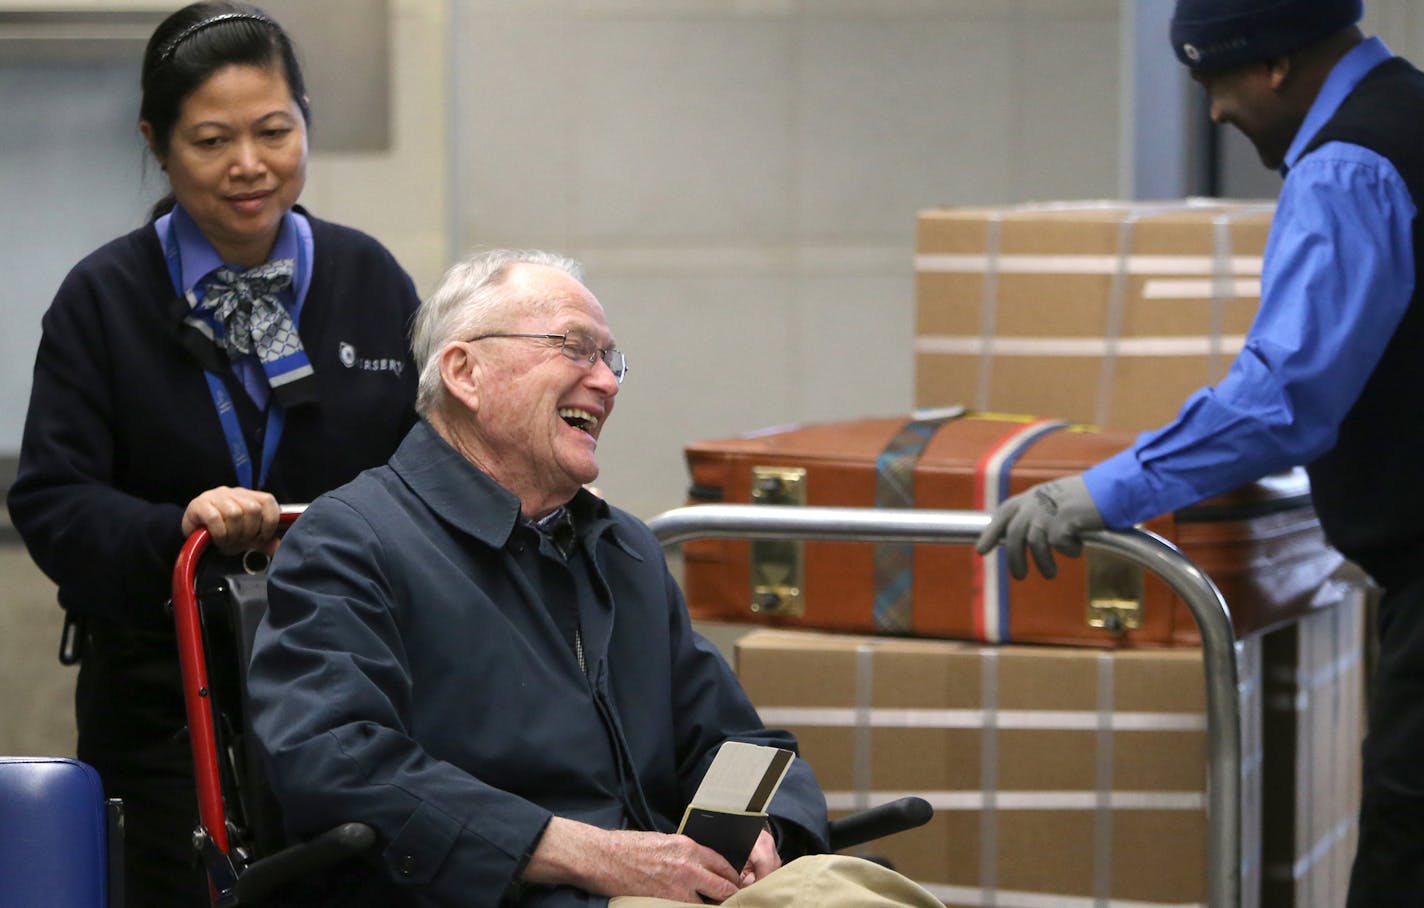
[{"x1": 1299, "y1": 56, "x2": 1424, "y2": 587}]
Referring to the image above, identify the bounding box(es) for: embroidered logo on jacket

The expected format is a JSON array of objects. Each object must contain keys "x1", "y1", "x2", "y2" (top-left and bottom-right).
[{"x1": 338, "y1": 341, "x2": 404, "y2": 376}]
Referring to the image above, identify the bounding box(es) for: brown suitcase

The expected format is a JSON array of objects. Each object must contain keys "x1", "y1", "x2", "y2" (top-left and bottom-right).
[{"x1": 682, "y1": 410, "x2": 1344, "y2": 647}]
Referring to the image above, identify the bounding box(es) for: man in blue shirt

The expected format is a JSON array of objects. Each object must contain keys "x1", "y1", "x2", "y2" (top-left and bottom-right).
[{"x1": 975, "y1": 1, "x2": 1424, "y2": 903}]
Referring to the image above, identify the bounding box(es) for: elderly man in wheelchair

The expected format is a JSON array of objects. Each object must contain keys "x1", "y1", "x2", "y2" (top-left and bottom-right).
[{"x1": 244, "y1": 249, "x2": 938, "y2": 907}]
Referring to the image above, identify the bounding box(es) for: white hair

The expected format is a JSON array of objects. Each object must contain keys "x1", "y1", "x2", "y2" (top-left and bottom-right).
[{"x1": 410, "y1": 248, "x2": 584, "y2": 417}]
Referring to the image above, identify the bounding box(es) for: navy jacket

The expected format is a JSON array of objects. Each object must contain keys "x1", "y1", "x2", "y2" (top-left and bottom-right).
[
  {"x1": 249, "y1": 421, "x2": 829, "y2": 907},
  {"x1": 8, "y1": 210, "x2": 419, "y2": 621},
  {"x1": 7, "y1": 210, "x2": 419, "y2": 764}
]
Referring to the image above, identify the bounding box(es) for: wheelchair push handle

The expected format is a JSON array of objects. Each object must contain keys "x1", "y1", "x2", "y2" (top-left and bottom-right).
[
  {"x1": 174, "y1": 505, "x2": 308, "y2": 582},
  {"x1": 171, "y1": 505, "x2": 306, "y2": 859}
]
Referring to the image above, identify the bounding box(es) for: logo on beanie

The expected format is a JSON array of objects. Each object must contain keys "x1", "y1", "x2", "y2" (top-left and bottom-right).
[{"x1": 1182, "y1": 34, "x2": 1247, "y2": 66}]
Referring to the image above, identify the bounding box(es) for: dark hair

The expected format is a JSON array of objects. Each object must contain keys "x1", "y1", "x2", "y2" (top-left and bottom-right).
[{"x1": 141, "y1": 1, "x2": 311, "y2": 219}]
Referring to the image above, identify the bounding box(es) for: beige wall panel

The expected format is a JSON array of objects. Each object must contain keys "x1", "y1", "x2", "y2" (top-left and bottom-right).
[{"x1": 452, "y1": 0, "x2": 1121, "y2": 520}]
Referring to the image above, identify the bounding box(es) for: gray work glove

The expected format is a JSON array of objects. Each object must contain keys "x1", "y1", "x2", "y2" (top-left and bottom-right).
[{"x1": 974, "y1": 475, "x2": 1105, "y2": 580}]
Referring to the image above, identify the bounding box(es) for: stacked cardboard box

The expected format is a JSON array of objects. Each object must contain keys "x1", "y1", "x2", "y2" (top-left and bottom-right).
[
  {"x1": 914, "y1": 200, "x2": 1274, "y2": 431},
  {"x1": 738, "y1": 629, "x2": 1262, "y2": 907},
  {"x1": 686, "y1": 197, "x2": 1364, "y2": 906},
  {"x1": 736, "y1": 583, "x2": 1364, "y2": 908},
  {"x1": 911, "y1": 196, "x2": 1366, "y2": 903},
  {"x1": 1261, "y1": 580, "x2": 1366, "y2": 906}
]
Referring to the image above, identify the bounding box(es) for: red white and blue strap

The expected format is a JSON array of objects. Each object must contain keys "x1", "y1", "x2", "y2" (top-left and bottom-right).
[{"x1": 973, "y1": 419, "x2": 1069, "y2": 642}]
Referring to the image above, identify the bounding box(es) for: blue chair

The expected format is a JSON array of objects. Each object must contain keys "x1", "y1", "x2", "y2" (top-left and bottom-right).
[{"x1": 0, "y1": 756, "x2": 123, "y2": 908}]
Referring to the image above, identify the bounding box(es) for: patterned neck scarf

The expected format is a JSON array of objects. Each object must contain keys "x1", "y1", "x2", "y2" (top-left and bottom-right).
[
  {"x1": 203, "y1": 259, "x2": 295, "y2": 356},
  {"x1": 194, "y1": 259, "x2": 315, "y2": 405}
]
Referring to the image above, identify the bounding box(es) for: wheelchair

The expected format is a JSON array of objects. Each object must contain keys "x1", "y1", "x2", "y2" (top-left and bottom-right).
[{"x1": 170, "y1": 507, "x2": 933, "y2": 906}]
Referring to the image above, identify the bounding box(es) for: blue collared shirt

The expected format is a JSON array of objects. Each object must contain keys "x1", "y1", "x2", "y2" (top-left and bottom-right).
[
  {"x1": 156, "y1": 204, "x2": 315, "y2": 408},
  {"x1": 1083, "y1": 38, "x2": 1418, "y2": 528}
]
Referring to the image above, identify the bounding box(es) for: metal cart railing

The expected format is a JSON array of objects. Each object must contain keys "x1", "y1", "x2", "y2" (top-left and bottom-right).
[{"x1": 648, "y1": 504, "x2": 1242, "y2": 908}]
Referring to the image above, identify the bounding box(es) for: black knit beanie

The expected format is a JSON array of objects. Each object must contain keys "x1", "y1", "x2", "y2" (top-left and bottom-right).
[{"x1": 1170, "y1": 0, "x2": 1363, "y2": 70}]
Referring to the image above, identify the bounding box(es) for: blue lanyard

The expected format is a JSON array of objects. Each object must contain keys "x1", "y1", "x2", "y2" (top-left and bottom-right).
[
  {"x1": 203, "y1": 372, "x2": 285, "y2": 489},
  {"x1": 162, "y1": 218, "x2": 296, "y2": 489}
]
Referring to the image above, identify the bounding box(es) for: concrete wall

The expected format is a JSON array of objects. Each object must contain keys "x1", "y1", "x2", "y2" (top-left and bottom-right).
[{"x1": 449, "y1": 0, "x2": 1123, "y2": 520}]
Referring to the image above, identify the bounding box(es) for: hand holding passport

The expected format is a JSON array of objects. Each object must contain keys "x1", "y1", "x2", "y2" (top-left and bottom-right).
[{"x1": 677, "y1": 742, "x2": 796, "y2": 871}]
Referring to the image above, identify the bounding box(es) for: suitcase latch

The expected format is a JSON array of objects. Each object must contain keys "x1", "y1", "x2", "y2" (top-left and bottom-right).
[
  {"x1": 749, "y1": 466, "x2": 806, "y2": 617},
  {"x1": 1086, "y1": 553, "x2": 1144, "y2": 636}
]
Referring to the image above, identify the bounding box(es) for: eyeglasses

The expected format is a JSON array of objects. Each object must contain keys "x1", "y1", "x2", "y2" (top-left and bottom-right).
[{"x1": 469, "y1": 331, "x2": 628, "y2": 384}]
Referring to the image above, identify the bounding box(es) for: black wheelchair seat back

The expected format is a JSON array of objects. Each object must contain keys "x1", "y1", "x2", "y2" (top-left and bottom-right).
[
  {"x1": 176, "y1": 516, "x2": 375, "y2": 907},
  {"x1": 196, "y1": 564, "x2": 287, "y2": 862}
]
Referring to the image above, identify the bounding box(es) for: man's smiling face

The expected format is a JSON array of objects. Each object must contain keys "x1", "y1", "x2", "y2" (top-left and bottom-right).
[{"x1": 465, "y1": 264, "x2": 620, "y2": 513}]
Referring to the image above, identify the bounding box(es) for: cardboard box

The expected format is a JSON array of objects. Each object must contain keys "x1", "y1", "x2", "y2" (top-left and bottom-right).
[
  {"x1": 1261, "y1": 580, "x2": 1366, "y2": 907},
  {"x1": 915, "y1": 200, "x2": 1274, "y2": 431},
  {"x1": 737, "y1": 629, "x2": 1265, "y2": 907}
]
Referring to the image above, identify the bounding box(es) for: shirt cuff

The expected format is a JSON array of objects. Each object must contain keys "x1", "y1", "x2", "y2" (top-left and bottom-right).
[
  {"x1": 766, "y1": 816, "x2": 817, "y2": 861},
  {"x1": 1082, "y1": 449, "x2": 1151, "y2": 529}
]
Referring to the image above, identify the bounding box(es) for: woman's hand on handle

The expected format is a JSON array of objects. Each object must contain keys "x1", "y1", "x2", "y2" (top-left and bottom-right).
[{"x1": 181, "y1": 486, "x2": 281, "y2": 554}]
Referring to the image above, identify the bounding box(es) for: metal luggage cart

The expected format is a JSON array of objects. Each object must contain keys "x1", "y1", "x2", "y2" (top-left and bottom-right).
[{"x1": 647, "y1": 504, "x2": 1245, "y2": 908}]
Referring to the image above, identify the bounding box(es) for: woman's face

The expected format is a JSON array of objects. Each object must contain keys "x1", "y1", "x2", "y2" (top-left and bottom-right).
[{"x1": 145, "y1": 63, "x2": 307, "y2": 268}]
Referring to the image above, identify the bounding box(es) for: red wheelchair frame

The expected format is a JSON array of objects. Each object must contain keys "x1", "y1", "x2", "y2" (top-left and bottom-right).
[{"x1": 172, "y1": 506, "x2": 373, "y2": 907}]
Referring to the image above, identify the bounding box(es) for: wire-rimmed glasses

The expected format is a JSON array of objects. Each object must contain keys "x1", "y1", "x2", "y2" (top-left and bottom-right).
[{"x1": 468, "y1": 331, "x2": 628, "y2": 384}]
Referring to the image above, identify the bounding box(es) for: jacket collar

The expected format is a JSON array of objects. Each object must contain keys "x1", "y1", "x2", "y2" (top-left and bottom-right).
[
  {"x1": 391, "y1": 419, "x2": 524, "y2": 548},
  {"x1": 390, "y1": 419, "x2": 619, "y2": 551}
]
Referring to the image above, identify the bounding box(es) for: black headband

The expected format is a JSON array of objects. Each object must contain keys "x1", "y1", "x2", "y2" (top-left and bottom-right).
[{"x1": 157, "y1": 12, "x2": 274, "y2": 65}]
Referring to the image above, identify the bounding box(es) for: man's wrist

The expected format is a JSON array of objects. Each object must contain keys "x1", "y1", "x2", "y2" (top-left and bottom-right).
[{"x1": 524, "y1": 815, "x2": 605, "y2": 890}]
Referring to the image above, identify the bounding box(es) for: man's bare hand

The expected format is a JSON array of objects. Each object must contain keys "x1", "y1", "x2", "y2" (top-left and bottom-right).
[
  {"x1": 525, "y1": 817, "x2": 743, "y2": 903},
  {"x1": 739, "y1": 828, "x2": 781, "y2": 886}
]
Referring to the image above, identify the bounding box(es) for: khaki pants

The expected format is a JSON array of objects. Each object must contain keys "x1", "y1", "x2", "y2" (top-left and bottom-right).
[{"x1": 609, "y1": 854, "x2": 941, "y2": 907}]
